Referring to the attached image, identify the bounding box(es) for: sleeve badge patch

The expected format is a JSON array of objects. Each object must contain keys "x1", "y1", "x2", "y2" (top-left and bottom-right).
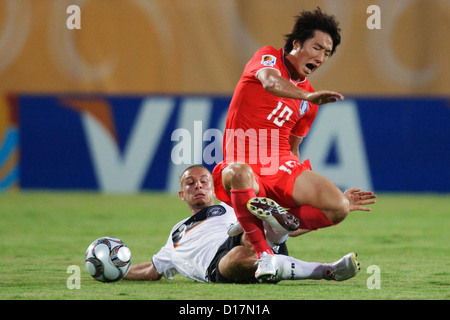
[
  {"x1": 299, "y1": 100, "x2": 309, "y2": 115},
  {"x1": 261, "y1": 54, "x2": 277, "y2": 67}
]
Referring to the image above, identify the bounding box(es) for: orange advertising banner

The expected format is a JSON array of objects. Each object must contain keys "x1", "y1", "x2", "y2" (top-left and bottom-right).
[{"x1": 0, "y1": 0, "x2": 448, "y2": 95}]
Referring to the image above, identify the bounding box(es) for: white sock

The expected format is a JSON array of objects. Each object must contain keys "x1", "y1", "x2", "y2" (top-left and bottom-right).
[
  {"x1": 263, "y1": 221, "x2": 289, "y2": 247},
  {"x1": 276, "y1": 255, "x2": 325, "y2": 280}
]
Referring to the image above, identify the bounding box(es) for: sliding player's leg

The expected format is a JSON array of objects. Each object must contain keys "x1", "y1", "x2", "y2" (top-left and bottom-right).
[{"x1": 274, "y1": 252, "x2": 360, "y2": 282}]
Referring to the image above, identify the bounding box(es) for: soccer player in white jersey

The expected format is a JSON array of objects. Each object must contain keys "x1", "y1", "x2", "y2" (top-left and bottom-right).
[{"x1": 125, "y1": 165, "x2": 361, "y2": 283}]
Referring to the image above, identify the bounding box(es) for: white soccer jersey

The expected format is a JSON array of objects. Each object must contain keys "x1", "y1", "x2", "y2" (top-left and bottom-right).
[{"x1": 152, "y1": 202, "x2": 236, "y2": 283}]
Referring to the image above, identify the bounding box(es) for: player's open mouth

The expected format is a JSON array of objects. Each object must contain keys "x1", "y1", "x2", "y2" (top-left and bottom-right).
[{"x1": 305, "y1": 63, "x2": 316, "y2": 72}]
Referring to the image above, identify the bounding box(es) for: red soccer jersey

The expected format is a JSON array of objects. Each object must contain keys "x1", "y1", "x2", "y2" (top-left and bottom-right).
[{"x1": 223, "y1": 46, "x2": 318, "y2": 166}]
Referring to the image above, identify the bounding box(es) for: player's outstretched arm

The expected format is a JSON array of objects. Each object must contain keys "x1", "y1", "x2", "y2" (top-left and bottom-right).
[
  {"x1": 124, "y1": 262, "x2": 162, "y2": 281},
  {"x1": 257, "y1": 68, "x2": 344, "y2": 105},
  {"x1": 304, "y1": 90, "x2": 344, "y2": 105}
]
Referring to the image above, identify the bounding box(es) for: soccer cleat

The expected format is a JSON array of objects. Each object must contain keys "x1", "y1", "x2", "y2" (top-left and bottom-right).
[
  {"x1": 324, "y1": 252, "x2": 360, "y2": 281},
  {"x1": 227, "y1": 221, "x2": 244, "y2": 237},
  {"x1": 255, "y1": 252, "x2": 280, "y2": 283},
  {"x1": 247, "y1": 197, "x2": 300, "y2": 233}
]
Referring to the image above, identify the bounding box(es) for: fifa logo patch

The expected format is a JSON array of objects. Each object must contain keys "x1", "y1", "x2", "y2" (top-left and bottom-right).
[{"x1": 261, "y1": 55, "x2": 277, "y2": 67}]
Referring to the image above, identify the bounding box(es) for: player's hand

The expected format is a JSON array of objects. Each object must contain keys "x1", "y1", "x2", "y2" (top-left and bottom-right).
[
  {"x1": 305, "y1": 90, "x2": 344, "y2": 105},
  {"x1": 344, "y1": 188, "x2": 377, "y2": 212}
]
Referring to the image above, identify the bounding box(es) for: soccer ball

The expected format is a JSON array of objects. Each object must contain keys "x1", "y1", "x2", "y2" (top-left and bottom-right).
[{"x1": 85, "y1": 236, "x2": 132, "y2": 282}]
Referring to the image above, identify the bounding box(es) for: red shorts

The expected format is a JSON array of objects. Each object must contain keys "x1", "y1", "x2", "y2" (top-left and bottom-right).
[{"x1": 212, "y1": 154, "x2": 312, "y2": 209}]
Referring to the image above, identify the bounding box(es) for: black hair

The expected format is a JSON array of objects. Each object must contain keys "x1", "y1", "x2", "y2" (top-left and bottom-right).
[{"x1": 284, "y1": 7, "x2": 341, "y2": 56}]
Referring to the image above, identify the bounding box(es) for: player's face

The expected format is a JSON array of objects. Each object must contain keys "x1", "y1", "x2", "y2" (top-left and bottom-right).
[
  {"x1": 179, "y1": 167, "x2": 215, "y2": 211},
  {"x1": 287, "y1": 30, "x2": 333, "y2": 78}
]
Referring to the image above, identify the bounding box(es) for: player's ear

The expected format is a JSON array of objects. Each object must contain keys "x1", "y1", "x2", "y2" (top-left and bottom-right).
[
  {"x1": 178, "y1": 190, "x2": 185, "y2": 201},
  {"x1": 293, "y1": 39, "x2": 302, "y2": 51}
]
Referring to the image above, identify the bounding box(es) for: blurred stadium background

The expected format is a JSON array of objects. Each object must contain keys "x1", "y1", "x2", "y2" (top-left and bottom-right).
[{"x1": 0, "y1": 0, "x2": 448, "y2": 194}]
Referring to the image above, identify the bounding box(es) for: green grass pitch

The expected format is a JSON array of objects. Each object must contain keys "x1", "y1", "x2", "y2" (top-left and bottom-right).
[{"x1": 0, "y1": 191, "x2": 448, "y2": 300}]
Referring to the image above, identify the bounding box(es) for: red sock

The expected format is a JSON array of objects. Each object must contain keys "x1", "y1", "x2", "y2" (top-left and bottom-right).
[
  {"x1": 293, "y1": 205, "x2": 338, "y2": 230},
  {"x1": 230, "y1": 188, "x2": 273, "y2": 258}
]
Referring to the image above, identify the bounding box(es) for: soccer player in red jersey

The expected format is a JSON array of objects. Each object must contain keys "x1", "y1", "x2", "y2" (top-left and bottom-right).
[{"x1": 212, "y1": 8, "x2": 361, "y2": 280}]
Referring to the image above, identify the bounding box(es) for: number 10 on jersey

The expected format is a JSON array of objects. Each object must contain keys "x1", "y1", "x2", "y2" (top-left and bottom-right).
[{"x1": 267, "y1": 102, "x2": 293, "y2": 127}]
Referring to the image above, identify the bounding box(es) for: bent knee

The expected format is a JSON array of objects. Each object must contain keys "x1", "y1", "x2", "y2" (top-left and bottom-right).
[
  {"x1": 222, "y1": 163, "x2": 254, "y2": 190},
  {"x1": 218, "y1": 246, "x2": 257, "y2": 281},
  {"x1": 328, "y1": 198, "x2": 350, "y2": 224}
]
